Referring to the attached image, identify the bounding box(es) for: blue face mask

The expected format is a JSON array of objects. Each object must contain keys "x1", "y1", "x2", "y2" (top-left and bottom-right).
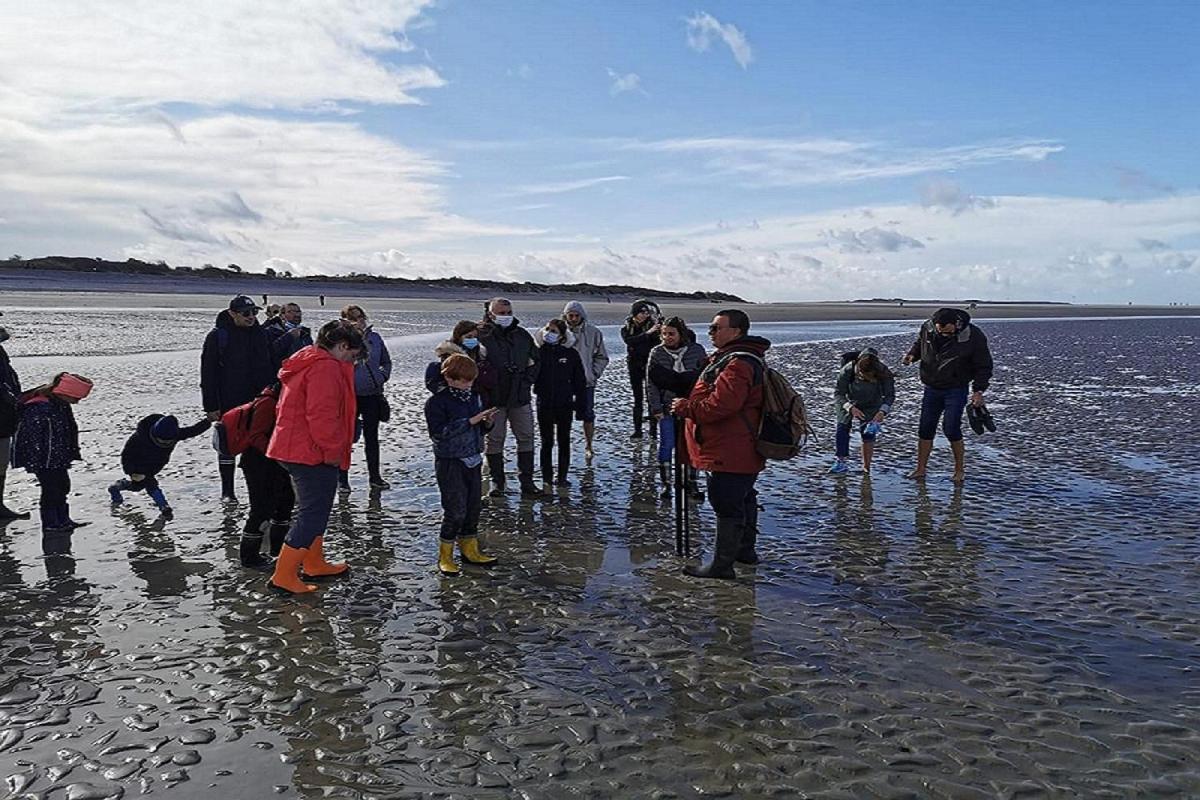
[
  {"x1": 543, "y1": 331, "x2": 560, "y2": 345},
  {"x1": 462, "y1": 337, "x2": 479, "y2": 350}
]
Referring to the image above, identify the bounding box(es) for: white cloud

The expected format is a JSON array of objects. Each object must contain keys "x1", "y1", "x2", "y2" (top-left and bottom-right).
[
  {"x1": 685, "y1": 12, "x2": 753, "y2": 69},
  {"x1": 620, "y1": 135, "x2": 1062, "y2": 187},
  {"x1": 920, "y1": 179, "x2": 997, "y2": 214},
  {"x1": 606, "y1": 68, "x2": 646, "y2": 96},
  {"x1": 509, "y1": 176, "x2": 631, "y2": 196},
  {"x1": 0, "y1": 1, "x2": 443, "y2": 113}
]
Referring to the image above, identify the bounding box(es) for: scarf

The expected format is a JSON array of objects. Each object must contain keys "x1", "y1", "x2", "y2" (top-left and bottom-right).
[
  {"x1": 448, "y1": 387, "x2": 473, "y2": 404},
  {"x1": 666, "y1": 346, "x2": 688, "y2": 372}
]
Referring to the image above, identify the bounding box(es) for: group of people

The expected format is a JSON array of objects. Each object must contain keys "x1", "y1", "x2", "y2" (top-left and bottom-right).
[{"x1": 0, "y1": 296, "x2": 994, "y2": 589}]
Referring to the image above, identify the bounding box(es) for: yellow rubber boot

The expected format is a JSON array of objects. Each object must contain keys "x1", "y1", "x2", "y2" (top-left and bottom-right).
[
  {"x1": 438, "y1": 540, "x2": 460, "y2": 576},
  {"x1": 301, "y1": 535, "x2": 348, "y2": 578},
  {"x1": 269, "y1": 545, "x2": 318, "y2": 594},
  {"x1": 459, "y1": 536, "x2": 498, "y2": 566}
]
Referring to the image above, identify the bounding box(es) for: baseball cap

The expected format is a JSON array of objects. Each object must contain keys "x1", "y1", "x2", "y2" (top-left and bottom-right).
[{"x1": 229, "y1": 295, "x2": 261, "y2": 314}]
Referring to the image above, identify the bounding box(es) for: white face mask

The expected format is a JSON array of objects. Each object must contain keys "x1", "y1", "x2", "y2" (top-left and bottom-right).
[
  {"x1": 493, "y1": 315, "x2": 514, "y2": 328},
  {"x1": 543, "y1": 331, "x2": 560, "y2": 345}
]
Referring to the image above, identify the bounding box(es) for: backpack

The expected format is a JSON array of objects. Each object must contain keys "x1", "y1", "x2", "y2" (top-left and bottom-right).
[
  {"x1": 217, "y1": 383, "x2": 279, "y2": 455},
  {"x1": 714, "y1": 353, "x2": 813, "y2": 460}
]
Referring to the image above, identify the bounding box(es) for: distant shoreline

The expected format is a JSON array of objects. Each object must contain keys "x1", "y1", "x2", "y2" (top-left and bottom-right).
[{"x1": 0, "y1": 268, "x2": 1195, "y2": 324}]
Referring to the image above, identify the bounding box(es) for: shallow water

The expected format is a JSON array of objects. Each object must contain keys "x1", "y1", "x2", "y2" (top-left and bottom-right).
[{"x1": 2, "y1": 311, "x2": 1199, "y2": 798}]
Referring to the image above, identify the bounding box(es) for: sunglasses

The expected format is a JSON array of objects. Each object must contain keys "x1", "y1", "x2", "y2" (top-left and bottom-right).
[
  {"x1": 235, "y1": 309, "x2": 257, "y2": 318},
  {"x1": 708, "y1": 323, "x2": 725, "y2": 334}
]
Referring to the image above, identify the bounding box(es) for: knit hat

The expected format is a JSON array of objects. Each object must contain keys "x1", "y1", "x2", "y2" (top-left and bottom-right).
[
  {"x1": 151, "y1": 415, "x2": 180, "y2": 442},
  {"x1": 50, "y1": 373, "x2": 93, "y2": 401}
]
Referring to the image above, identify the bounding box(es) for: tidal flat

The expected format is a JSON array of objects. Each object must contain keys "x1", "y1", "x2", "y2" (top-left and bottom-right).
[{"x1": 1, "y1": 300, "x2": 1198, "y2": 798}]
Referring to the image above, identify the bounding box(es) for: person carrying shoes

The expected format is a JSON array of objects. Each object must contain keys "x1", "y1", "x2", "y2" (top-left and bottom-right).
[
  {"x1": 265, "y1": 321, "x2": 362, "y2": 594},
  {"x1": 109, "y1": 413, "x2": 211, "y2": 518},
  {"x1": 425, "y1": 354, "x2": 499, "y2": 575},
  {"x1": 902, "y1": 307, "x2": 994, "y2": 483}
]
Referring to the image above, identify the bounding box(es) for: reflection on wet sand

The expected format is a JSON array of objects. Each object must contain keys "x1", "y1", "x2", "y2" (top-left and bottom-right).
[{"x1": 1, "y1": 314, "x2": 1199, "y2": 796}]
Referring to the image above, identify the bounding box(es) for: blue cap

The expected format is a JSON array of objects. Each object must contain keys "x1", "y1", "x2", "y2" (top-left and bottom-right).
[{"x1": 151, "y1": 415, "x2": 180, "y2": 442}]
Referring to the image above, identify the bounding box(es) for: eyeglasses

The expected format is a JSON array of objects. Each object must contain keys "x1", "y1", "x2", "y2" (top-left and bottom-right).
[{"x1": 708, "y1": 323, "x2": 725, "y2": 334}]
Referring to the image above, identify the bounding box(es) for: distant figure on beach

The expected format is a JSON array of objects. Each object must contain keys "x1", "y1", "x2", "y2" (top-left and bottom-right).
[
  {"x1": 829, "y1": 348, "x2": 894, "y2": 476},
  {"x1": 109, "y1": 413, "x2": 211, "y2": 519},
  {"x1": 646, "y1": 316, "x2": 706, "y2": 496},
  {"x1": 266, "y1": 320, "x2": 363, "y2": 593},
  {"x1": 620, "y1": 299, "x2": 662, "y2": 440},
  {"x1": 671, "y1": 309, "x2": 769, "y2": 579},
  {"x1": 200, "y1": 295, "x2": 274, "y2": 502},
  {"x1": 261, "y1": 294, "x2": 268, "y2": 307},
  {"x1": 425, "y1": 353, "x2": 498, "y2": 575},
  {"x1": 533, "y1": 318, "x2": 586, "y2": 487},
  {"x1": 562, "y1": 301, "x2": 609, "y2": 459},
  {"x1": 11, "y1": 373, "x2": 94, "y2": 532},
  {"x1": 319, "y1": 294, "x2": 326, "y2": 306},
  {"x1": 0, "y1": 315, "x2": 30, "y2": 519},
  {"x1": 264, "y1": 302, "x2": 312, "y2": 367},
  {"x1": 339, "y1": 305, "x2": 392, "y2": 491},
  {"x1": 902, "y1": 308, "x2": 994, "y2": 482},
  {"x1": 478, "y1": 297, "x2": 543, "y2": 497}
]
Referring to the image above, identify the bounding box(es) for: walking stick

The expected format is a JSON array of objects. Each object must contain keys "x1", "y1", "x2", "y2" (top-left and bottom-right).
[{"x1": 673, "y1": 414, "x2": 684, "y2": 556}]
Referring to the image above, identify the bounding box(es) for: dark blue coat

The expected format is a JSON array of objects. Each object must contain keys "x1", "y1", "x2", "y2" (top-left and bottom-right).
[
  {"x1": 263, "y1": 318, "x2": 313, "y2": 368},
  {"x1": 0, "y1": 345, "x2": 20, "y2": 438},
  {"x1": 200, "y1": 311, "x2": 275, "y2": 413},
  {"x1": 11, "y1": 397, "x2": 80, "y2": 472},
  {"x1": 121, "y1": 414, "x2": 212, "y2": 477},
  {"x1": 424, "y1": 388, "x2": 487, "y2": 460},
  {"x1": 533, "y1": 343, "x2": 586, "y2": 414}
]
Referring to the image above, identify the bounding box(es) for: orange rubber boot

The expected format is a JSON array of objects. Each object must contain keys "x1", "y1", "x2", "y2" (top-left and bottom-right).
[
  {"x1": 301, "y1": 535, "x2": 348, "y2": 578},
  {"x1": 269, "y1": 545, "x2": 318, "y2": 594}
]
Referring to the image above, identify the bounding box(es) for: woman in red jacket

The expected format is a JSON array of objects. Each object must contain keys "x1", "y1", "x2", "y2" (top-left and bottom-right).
[{"x1": 267, "y1": 320, "x2": 364, "y2": 593}]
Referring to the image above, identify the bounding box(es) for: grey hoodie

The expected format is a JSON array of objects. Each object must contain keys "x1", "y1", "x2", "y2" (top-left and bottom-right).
[{"x1": 562, "y1": 301, "x2": 610, "y2": 387}]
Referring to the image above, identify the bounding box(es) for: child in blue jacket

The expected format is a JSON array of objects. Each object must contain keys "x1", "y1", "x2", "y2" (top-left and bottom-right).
[
  {"x1": 11, "y1": 373, "x2": 93, "y2": 532},
  {"x1": 109, "y1": 413, "x2": 211, "y2": 519},
  {"x1": 424, "y1": 354, "x2": 498, "y2": 576}
]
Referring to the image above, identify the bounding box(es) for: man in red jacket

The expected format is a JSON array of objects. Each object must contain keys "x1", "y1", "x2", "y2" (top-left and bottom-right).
[{"x1": 671, "y1": 309, "x2": 770, "y2": 579}]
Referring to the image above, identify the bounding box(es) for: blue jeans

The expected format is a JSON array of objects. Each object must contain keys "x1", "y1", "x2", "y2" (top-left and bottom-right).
[
  {"x1": 657, "y1": 416, "x2": 675, "y2": 463},
  {"x1": 918, "y1": 386, "x2": 968, "y2": 442},
  {"x1": 834, "y1": 419, "x2": 878, "y2": 459},
  {"x1": 281, "y1": 462, "x2": 339, "y2": 549}
]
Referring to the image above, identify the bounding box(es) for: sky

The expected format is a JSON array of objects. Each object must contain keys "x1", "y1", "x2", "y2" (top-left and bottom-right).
[{"x1": 1, "y1": 1, "x2": 1197, "y2": 303}]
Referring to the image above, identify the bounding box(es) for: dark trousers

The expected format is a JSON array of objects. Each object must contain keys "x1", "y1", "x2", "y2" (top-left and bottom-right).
[
  {"x1": 536, "y1": 405, "x2": 573, "y2": 481},
  {"x1": 629, "y1": 359, "x2": 647, "y2": 433},
  {"x1": 918, "y1": 386, "x2": 968, "y2": 442},
  {"x1": 281, "y1": 462, "x2": 339, "y2": 549},
  {"x1": 356, "y1": 394, "x2": 384, "y2": 480},
  {"x1": 435, "y1": 458, "x2": 482, "y2": 542},
  {"x1": 707, "y1": 471, "x2": 758, "y2": 527},
  {"x1": 36, "y1": 468, "x2": 70, "y2": 517},
  {"x1": 241, "y1": 449, "x2": 295, "y2": 535},
  {"x1": 835, "y1": 419, "x2": 878, "y2": 458}
]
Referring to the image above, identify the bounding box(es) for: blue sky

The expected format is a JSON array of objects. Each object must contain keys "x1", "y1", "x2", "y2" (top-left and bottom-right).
[{"x1": 0, "y1": 1, "x2": 1197, "y2": 301}]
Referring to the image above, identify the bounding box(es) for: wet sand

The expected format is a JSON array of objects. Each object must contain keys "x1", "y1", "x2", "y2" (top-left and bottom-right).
[{"x1": 1, "y1": 302, "x2": 1199, "y2": 798}]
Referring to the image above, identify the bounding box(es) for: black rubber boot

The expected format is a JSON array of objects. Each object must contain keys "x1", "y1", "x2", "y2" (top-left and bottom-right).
[
  {"x1": 736, "y1": 491, "x2": 760, "y2": 565},
  {"x1": 658, "y1": 463, "x2": 671, "y2": 498},
  {"x1": 540, "y1": 447, "x2": 553, "y2": 485},
  {"x1": 517, "y1": 451, "x2": 544, "y2": 496},
  {"x1": 683, "y1": 518, "x2": 742, "y2": 580},
  {"x1": 219, "y1": 460, "x2": 238, "y2": 501},
  {"x1": 486, "y1": 454, "x2": 506, "y2": 497},
  {"x1": 268, "y1": 521, "x2": 289, "y2": 557}
]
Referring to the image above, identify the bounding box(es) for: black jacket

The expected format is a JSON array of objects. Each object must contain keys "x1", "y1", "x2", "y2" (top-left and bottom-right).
[
  {"x1": 200, "y1": 312, "x2": 275, "y2": 413},
  {"x1": 479, "y1": 320, "x2": 540, "y2": 408},
  {"x1": 0, "y1": 345, "x2": 20, "y2": 438},
  {"x1": 906, "y1": 308, "x2": 994, "y2": 392},
  {"x1": 121, "y1": 414, "x2": 212, "y2": 477},
  {"x1": 263, "y1": 318, "x2": 313, "y2": 368},
  {"x1": 620, "y1": 317, "x2": 659, "y2": 366},
  {"x1": 534, "y1": 343, "x2": 586, "y2": 413}
]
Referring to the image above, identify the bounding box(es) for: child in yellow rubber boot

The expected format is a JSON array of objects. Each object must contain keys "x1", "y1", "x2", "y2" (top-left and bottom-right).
[{"x1": 424, "y1": 354, "x2": 499, "y2": 575}]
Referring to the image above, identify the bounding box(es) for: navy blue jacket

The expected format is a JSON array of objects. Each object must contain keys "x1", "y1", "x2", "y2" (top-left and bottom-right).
[
  {"x1": 200, "y1": 311, "x2": 275, "y2": 413},
  {"x1": 263, "y1": 318, "x2": 313, "y2": 368},
  {"x1": 121, "y1": 414, "x2": 212, "y2": 477},
  {"x1": 424, "y1": 388, "x2": 488, "y2": 460},
  {"x1": 11, "y1": 397, "x2": 80, "y2": 472},
  {"x1": 533, "y1": 343, "x2": 586, "y2": 414}
]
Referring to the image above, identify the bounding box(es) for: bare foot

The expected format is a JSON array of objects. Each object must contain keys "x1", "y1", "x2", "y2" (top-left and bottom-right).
[
  {"x1": 905, "y1": 469, "x2": 926, "y2": 480},
  {"x1": 952, "y1": 471, "x2": 965, "y2": 483}
]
